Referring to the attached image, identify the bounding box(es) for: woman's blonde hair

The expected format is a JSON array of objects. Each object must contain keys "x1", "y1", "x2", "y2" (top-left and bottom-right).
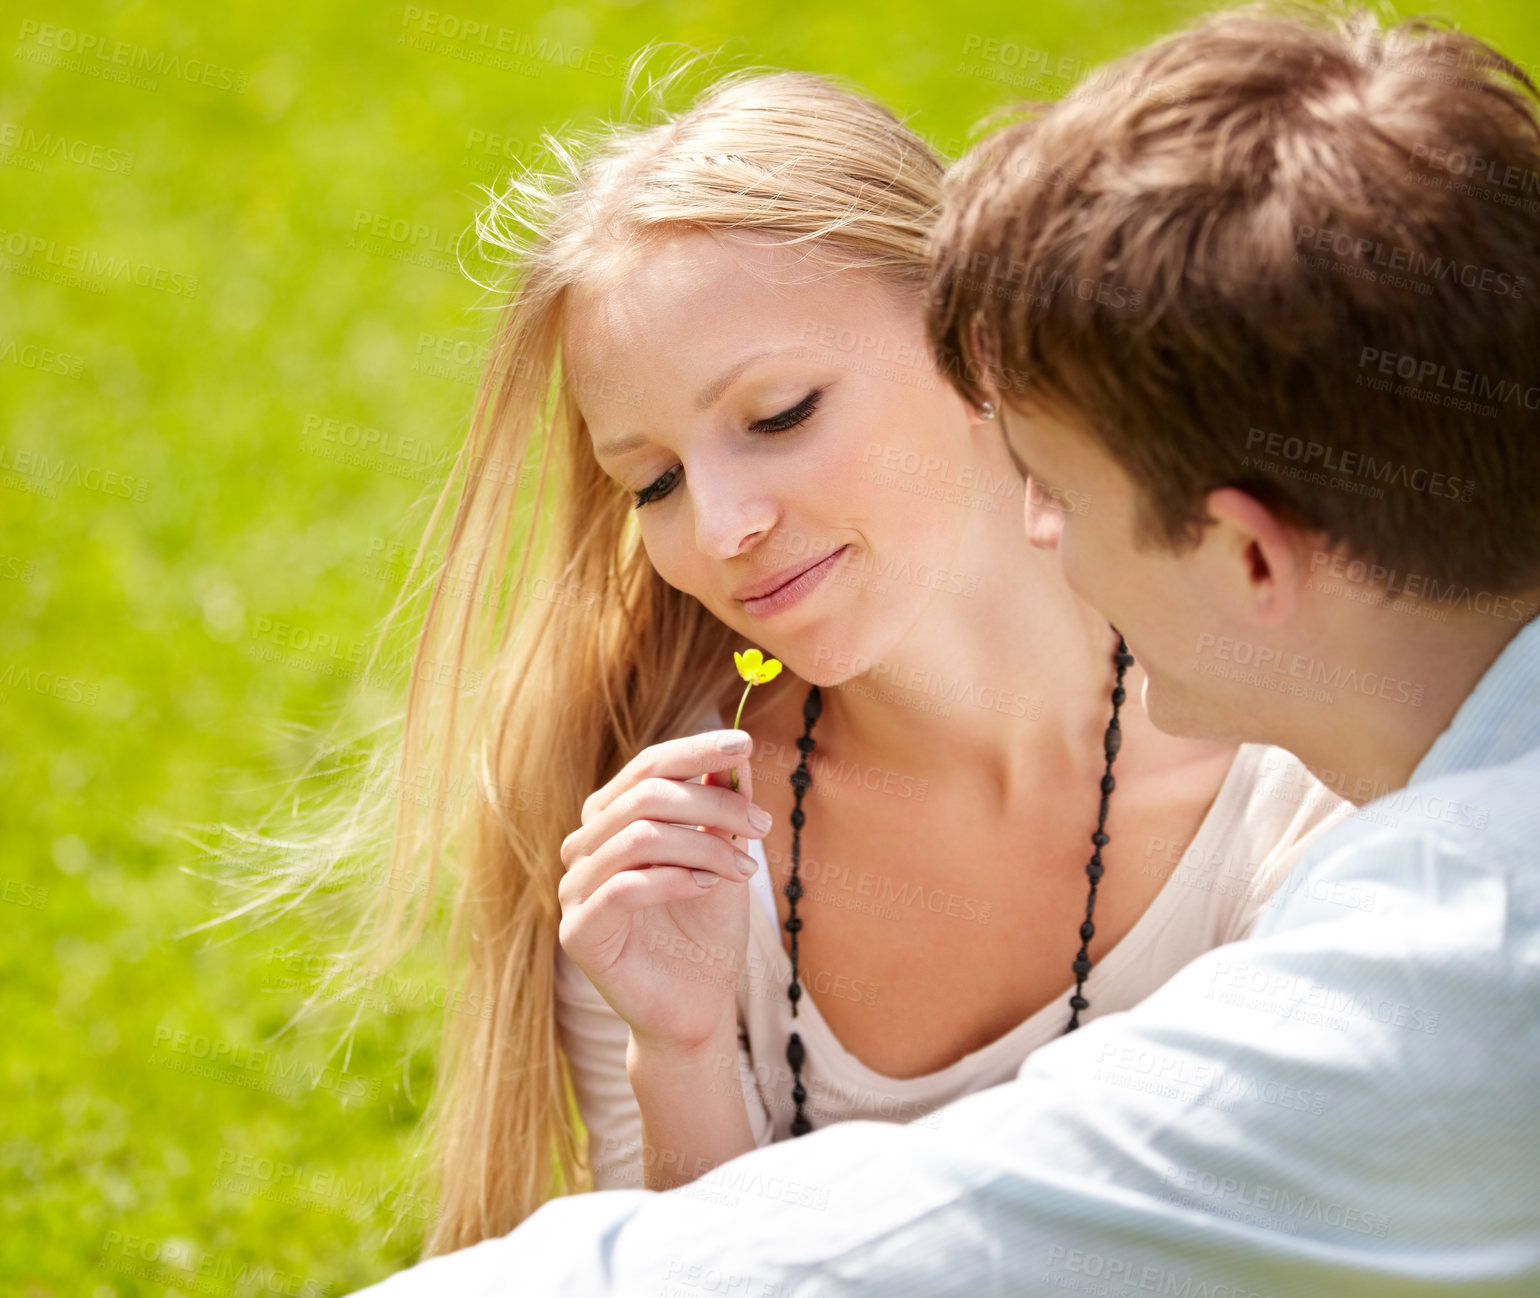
[{"x1": 217, "y1": 61, "x2": 946, "y2": 1257}]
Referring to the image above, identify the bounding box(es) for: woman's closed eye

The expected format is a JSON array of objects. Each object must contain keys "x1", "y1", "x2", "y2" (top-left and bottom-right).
[
  {"x1": 748, "y1": 388, "x2": 822, "y2": 435},
  {"x1": 632, "y1": 465, "x2": 681, "y2": 508},
  {"x1": 630, "y1": 388, "x2": 825, "y2": 509}
]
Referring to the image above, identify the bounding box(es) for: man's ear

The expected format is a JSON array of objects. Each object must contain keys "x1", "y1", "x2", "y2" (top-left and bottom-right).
[{"x1": 1204, "y1": 488, "x2": 1304, "y2": 628}]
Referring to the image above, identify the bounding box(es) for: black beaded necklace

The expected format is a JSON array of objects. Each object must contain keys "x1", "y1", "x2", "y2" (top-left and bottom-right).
[{"x1": 778, "y1": 635, "x2": 1134, "y2": 1136}]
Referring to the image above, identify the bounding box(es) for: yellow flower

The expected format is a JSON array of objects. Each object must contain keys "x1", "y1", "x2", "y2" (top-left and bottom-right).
[
  {"x1": 726, "y1": 648, "x2": 783, "y2": 809},
  {"x1": 734, "y1": 648, "x2": 783, "y2": 686}
]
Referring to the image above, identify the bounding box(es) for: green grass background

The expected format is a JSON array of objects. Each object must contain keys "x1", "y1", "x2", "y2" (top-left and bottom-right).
[{"x1": 4, "y1": 0, "x2": 1537, "y2": 1293}]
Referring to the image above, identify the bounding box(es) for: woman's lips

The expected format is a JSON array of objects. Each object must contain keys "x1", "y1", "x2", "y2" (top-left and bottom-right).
[{"x1": 740, "y1": 545, "x2": 850, "y2": 619}]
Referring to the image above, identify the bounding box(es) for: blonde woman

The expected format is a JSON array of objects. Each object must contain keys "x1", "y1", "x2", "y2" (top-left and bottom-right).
[{"x1": 358, "y1": 69, "x2": 1349, "y2": 1254}]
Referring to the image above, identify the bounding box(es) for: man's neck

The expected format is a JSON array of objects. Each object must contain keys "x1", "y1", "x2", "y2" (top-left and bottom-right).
[{"x1": 1274, "y1": 601, "x2": 1537, "y2": 805}]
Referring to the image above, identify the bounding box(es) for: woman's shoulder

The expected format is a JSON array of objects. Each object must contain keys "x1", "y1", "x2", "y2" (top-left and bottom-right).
[
  {"x1": 1220, "y1": 743, "x2": 1354, "y2": 840},
  {"x1": 1191, "y1": 743, "x2": 1356, "y2": 941}
]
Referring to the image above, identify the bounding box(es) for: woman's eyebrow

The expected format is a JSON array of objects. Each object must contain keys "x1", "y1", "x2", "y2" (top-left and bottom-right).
[
  {"x1": 596, "y1": 343, "x2": 817, "y2": 457},
  {"x1": 694, "y1": 344, "x2": 810, "y2": 410},
  {"x1": 597, "y1": 431, "x2": 647, "y2": 458}
]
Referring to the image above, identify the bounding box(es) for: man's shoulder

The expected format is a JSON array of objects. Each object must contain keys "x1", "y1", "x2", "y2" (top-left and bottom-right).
[
  {"x1": 1255, "y1": 750, "x2": 1540, "y2": 945},
  {"x1": 1355, "y1": 747, "x2": 1540, "y2": 854}
]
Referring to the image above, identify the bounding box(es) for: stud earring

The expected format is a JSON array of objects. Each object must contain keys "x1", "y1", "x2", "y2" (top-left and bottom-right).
[{"x1": 978, "y1": 401, "x2": 997, "y2": 421}]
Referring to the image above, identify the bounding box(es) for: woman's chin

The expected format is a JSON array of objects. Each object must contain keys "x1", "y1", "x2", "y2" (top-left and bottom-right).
[
  {"x1": 796, "y1": 664, "x2": 855, "y2": 690},
  {"x1": 778, "y1": 642, "x2": 887, "y2": 691}
]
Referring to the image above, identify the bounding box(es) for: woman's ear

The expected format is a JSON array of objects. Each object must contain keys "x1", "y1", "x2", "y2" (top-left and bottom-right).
[
  {"x1": 1203, "y1": 487, "x2": 1307, "y2": 628},
  {"x1": 973, "y1": 368, "x2": 1003, "y2": 420}
]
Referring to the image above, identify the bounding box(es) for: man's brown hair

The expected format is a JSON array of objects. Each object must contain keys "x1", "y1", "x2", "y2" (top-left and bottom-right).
[{"x1": 929, "y1": 5, "x2": 1540, "y2": 593}]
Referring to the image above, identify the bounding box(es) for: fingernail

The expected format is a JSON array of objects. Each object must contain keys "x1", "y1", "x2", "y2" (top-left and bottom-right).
[
  {"x1": 717, "y1": 731, "x2": 751, "y2": 754},
  {"x1": 736, "y1": 850, "x2": 758, "y2": 877},
  {"x1": 747, "y1": 806, "x2": 772, "y2": 833},
  {"x1": 691, "y1": 870, "x2": 719, "y2": 888}
]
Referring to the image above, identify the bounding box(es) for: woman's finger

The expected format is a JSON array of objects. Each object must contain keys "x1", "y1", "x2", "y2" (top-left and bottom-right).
[
  {"x1": 702, "y1": 728, "x2": 755, "y2": 843},
  {"x1": 581, "y1": 730, "x2": 754, "y2": 824},
  {"x1": 567, "y1": 776, "x2": 769, "y2": 868},
  {"x1": 559, "y1": 818, "x2": 759, "y2": 910},
  {"x1": 558, "y1": 864, "x2": 747, "y2": 974}
]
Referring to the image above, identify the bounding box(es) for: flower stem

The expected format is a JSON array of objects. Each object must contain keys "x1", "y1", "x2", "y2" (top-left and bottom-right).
[{"x1": 729, "y1": 680, "x2": 753, "y2": 793}]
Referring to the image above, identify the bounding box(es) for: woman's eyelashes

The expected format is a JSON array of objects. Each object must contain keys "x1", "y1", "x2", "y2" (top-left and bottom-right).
[
  {"x1": 629, "y1": 388, "x2": 825, "y2": 509},
  {"x1": 632, "y1": 465, "x2": 681, "y2": 509},
  {"x1": 748, "y1": 387, "x2": 822, "y2": 435}
]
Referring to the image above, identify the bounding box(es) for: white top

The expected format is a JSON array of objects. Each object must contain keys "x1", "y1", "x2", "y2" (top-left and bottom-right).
[{"x1": 556, "y1": 717, "x2": 1350, "y2": 1188}]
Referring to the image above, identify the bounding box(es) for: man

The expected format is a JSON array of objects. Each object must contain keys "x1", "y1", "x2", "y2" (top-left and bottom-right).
[{"x1": 358, "y1": 9, "x2": 1540, "y2": 1294}]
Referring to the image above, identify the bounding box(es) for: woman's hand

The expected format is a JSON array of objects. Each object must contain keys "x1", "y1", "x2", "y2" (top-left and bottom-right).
[{"x1": 558, "y1": 729, "x2": 772, "y2": 1058}]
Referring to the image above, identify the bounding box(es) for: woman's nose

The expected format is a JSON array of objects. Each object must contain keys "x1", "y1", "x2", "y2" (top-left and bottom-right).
[{"x1": 692, "y1": 472, "x2": 776, "y2": 560}]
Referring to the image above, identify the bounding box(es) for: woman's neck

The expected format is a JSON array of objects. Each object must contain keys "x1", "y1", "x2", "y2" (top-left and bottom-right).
[{"x1": 813, "y1": 507, "x2": 1137, "y2": 810}]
